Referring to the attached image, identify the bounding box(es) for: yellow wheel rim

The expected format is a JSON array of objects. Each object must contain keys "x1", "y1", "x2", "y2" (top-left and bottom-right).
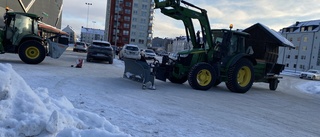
[
  {"x1": 25, "y1": 46, "x2": 40, "y2": 59},
  {"x1": 197, "y1": 69, "x2": 212, "y2": 86},
  {"x1": 237, "y1": 66, "x2": 251, "y2": 87}
]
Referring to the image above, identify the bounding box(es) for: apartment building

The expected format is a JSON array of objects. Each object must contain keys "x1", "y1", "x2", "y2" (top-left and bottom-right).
[
  {"x1": 81, "y1": 26, "x2": 105, "y2": 44},
  {"x1": 0, "y1": 0, "x2": 63, "y2": 28},
  {"x1": 279, "y1": 20, "x2": 320, "y2": 71},
  {"x1": 104, "y1": 0, "x2": 154, "y2": 49}
]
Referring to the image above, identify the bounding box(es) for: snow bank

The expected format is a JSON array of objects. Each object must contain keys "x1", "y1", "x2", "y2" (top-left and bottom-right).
[
  {"x1": 0, "y1": 63, "x2": 130, "y2": 137},
  {"x1": 297, "y1": 81, "x2": 320, "y2": 94}
]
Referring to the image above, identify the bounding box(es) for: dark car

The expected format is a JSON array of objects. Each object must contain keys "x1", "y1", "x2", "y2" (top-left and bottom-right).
[{"x1": 86, "y1": 40, "x2": 114, "y2": 64}]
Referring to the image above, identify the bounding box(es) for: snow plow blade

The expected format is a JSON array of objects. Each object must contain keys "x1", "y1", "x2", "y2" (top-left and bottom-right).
[
  {"x1": 123, "y1": 58, "x2": 155, "y2": 89},
  {"x1": 47, "y1": 37, "x2": 69, "y2": 59}
]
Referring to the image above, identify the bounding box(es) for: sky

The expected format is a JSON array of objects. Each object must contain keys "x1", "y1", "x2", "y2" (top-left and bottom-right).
[
  {"x1": 61, "y1": 0, "x2": 320, "y2": 38},
  {"x1": 0, "y1": 48, "x2": 320, "y2": 136}
]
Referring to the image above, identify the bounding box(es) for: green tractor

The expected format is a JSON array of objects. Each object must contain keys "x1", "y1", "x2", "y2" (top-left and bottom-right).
[
  {"x1": 0, "y1": 8, "x2": 68, "y2": 64},
  {"x1": 153, "y1": 0, "x2": 256, "y2": 93},
  {"x1": 123, "y1": 0, "x2": 292, "y2": 92}
]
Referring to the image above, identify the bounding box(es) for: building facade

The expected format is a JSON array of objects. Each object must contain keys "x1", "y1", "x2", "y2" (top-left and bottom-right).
[
  {"x1": 81, "y1": 26, "x2": 105, "y2": 44},
  {"x1": 0, "y1": 0, "x2": 63, "y2": 28},
  {"x1": 280, "y1": 20, "x2": 320, "y2": 71},
  {"x1": 104, "y1": 0, "x2": 154, "y2": 49},
  {"x1": 62, "y1": 25, "x2": 77, "y2": 44}
]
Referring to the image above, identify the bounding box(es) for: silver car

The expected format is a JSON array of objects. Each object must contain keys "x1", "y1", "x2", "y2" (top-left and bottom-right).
[
  {"x1": 73, "y1": 42, "x2": 88, "y2": 52},
  {"x1": 300, "y1": 69, "x2": 320, "y2": 80},
  {"x1": 141, "y1": 49, "x2": 156, "y2": 59},
  {"x1": 119, "y1": 44, "x2": 141, "y2": 60}
]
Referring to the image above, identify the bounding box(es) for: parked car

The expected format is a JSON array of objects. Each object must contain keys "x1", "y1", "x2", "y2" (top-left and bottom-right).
[
  {"x1": 119, "y1": 44, "x2": 141, "y2": 60},
  {"x1": 300, "y1": 69, "x2": 320, "y2": 80},
  {"x1": 141, "y1": 49, "x2": 156, "y2": 59},
  {"x1": 86, "y1": 40, "x2": 114, "y2": 64},
  {"x1": 73, "y1": 42, "x2": 88, "y2": 52}
]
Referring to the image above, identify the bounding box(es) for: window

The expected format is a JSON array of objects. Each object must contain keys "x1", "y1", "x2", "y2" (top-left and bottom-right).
[
  {"x1": 125, "y1": 2, "x2": 131, "y2": 7},
  {"x1": 140, "y1": 18, "x2": 146, "y2": 23},
  {"x1": 139, "y1": 39, "x2": 144, "y2": 44},
  {"x1": 131, "y1": 39, "x2": 135, "y2": 42},
  {"x1": 142, "y1": 4, "x2": 147, "y2": 9},
  {"x1": 124, "y1": 23, "x2": 129, "y2": 28},
  {"x1": 124, "y1": 16, "x2": 130, "y2": 21},
  {"x1": 295, "y1": 55, "x2": 298, "y2": 59},
  {"x1": 301, "y1": 55, "x2": 306, "y2": 60},
  {"x1": 132, "y1": 18, "x2": 137, "y2": 22},
  {"x1": 132, "y1": 25, "x2": 136, "y2": 29},
  {"x1": 287, "y1": 55, "x2": 290, "y2": 59},
  {"x1": 123, "y1": 30, "x2": 129, "y2": 36},
  {"x1": 141, "y1": 11, "x2": 147, "y2": 16},
  {"x1": 134, "y1": 3, "x2": 138, "y2": 7},
  {"x1": 293, "y1": 64, "x2": 296, "y2": 68},
  {"x1": 302, "y1": 46, "x2": 307, "y2": 51},
  {"x1": 125, "y1": 9, "x2": 131, "y2": 14},
  {"x1": 304, "y1": 37, "x2": 308, "y2": 42},
  {"x1": 133, "y1": 10, "x2": 138, "y2": 14}
]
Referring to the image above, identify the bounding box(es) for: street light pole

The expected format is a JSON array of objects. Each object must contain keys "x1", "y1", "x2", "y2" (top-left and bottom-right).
[{"x1": 85, "y1": 2, "x2": 92, "y2": 28}]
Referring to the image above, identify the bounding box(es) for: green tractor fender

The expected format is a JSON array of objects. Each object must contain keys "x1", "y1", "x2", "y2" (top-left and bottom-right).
[
  {"x1": 225, "y1": 53, "x2": 257, "y2": 69},
  {"x1": 15, "y1": 34, "x2": 44, "y2": 52}
]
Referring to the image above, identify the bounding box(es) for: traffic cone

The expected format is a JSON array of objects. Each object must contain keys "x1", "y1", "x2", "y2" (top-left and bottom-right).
[{"x1": 76, "y1": 59, "x2": 84, "y2": 68}]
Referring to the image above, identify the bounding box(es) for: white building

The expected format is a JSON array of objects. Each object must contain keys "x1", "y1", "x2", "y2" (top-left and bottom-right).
[
  {"x1": 81, "y1": 26, "x2": 105, "y2": 44},
  {"x1": 62, "y1": 25, "x2": 76, "y2": 44},
  {"x1": 280, "y1": 20, "x2": 320, "y2": 71}
]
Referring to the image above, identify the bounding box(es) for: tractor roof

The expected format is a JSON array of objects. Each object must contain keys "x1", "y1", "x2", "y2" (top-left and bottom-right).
[{"x1": 6, "y1": 12, "x2": 40, "y2": 20}]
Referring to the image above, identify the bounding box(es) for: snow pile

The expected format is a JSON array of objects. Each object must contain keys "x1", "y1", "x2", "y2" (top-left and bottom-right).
[
  {"x1": 297, "y1": 81, "x2": 320, "y2": 94},
  {"x1": 0, "y1": 63, "x2": 130, "y2": 137}
]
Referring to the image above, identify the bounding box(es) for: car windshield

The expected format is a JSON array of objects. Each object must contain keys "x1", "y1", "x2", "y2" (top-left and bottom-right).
[
  {"x1": 76, "y1": 42, "x2": 84, "y2": 45},
  {"x1": 145, "y1": 50, "x2": 154, "y2": 53},
  {"x1": 126, "y1": 46, "x2": 139, "y2": 51},
  {"x1": 308, "y1": 70, "x2": 319, "y2": 73},
  {"x1": 93, "y1": 42, "x2": 110, "y2": 47}
]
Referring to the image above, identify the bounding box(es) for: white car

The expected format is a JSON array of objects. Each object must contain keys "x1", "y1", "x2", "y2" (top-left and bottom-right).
[
  {"x1": 300, "y1": 69, "x2": 320, "y2": 80},
  {"x1": 141, "y1": 49, "x2": 156, "y2": 59},
  {"x1": 119, "y1": 44, "x2": 141, "y2": 60}
]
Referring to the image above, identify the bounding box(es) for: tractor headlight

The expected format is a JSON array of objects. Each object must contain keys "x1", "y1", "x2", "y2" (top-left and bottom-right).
[{"x1": 179, "y1": 54, "x2": 188, "y2": 58}]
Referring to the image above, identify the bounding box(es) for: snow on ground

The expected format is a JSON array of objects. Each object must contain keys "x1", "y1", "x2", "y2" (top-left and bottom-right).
[
  {"x1": 0, "y1": 51, "x2": 320, "y2": 136},
  {"x1": 281, "y1": 70, "x2": 320, "y2": 94},
  {"x1": 0, "y1": 63, "x2": 130, "y2": 137}
]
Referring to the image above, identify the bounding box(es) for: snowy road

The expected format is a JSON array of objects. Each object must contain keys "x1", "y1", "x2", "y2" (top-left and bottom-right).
[{"x1": 1, "y1": 49, "x2": 320, "y2": 137}]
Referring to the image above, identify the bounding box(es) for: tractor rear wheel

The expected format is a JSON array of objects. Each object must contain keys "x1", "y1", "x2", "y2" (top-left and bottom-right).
[
  {"x1": 188, "y1": 62, "x2": 216, "y2": 90},
  {"x1": 18, "y1": 40, "x2": 46, "y2": 64},
  {"x1": 168, "y1": 75, "x2": 188, "y2": 84},
  {"x1": 226, "y1": 58, "x2": 254, "y2": 93}
]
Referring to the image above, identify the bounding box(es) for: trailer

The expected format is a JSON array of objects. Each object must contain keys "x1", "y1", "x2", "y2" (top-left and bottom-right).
[{"x1": 243, "y1": 23, "x2": 294, "y2": 90}]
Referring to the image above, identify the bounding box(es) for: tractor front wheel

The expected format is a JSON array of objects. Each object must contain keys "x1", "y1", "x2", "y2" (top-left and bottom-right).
[
  {"x1": 188, "y1": 62, "x2": 216, "y2": 90},
  {"x1": 18, "y1": 40, "x2": 46, "y2": 64},
  {"x1": 226, "y1": 58, "x2": 254, "y2": 93}
]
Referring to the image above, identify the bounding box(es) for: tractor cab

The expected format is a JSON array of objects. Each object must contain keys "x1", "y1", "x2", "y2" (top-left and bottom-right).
[
  {"x1": 211, "y1": 29, "x2": 250, "y2": 62},
  {"x1": 3, "y1": 12, "x2": 41, "y2": 51}
]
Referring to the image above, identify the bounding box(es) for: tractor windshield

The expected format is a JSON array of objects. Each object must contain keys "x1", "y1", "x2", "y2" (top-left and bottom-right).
[{"x1": 14, "y1": 14, "x2": 36, "y2": 35}]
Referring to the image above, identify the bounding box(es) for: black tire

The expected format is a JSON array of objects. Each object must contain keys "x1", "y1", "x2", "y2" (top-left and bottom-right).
[
  {"x1": 226, "y1": 58, "x2": 254, "y2": 93},
  {"x1": 109, "y1": 58, "x2": 113, "y2": 64},
  {"x1": 188, "y1": 62, "x2": 216, "y2": 90},
  {"x1": 269, "y1": 79, "x2": 279, "y2": 91},
  {"x1": 213, "y1": 79, "x2": 221, "y2": 87},
  {"x1": 168, "y1": 75, "x2": 188, "y2": 84},
  {"x1": 18, "y1": 40, "x2": 46, "y2": 64}
]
